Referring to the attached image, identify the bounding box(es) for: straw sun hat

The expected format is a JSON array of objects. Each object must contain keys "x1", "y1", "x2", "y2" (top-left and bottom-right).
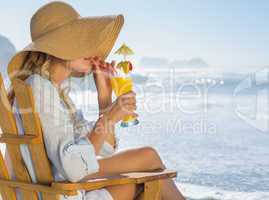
[{"x1": 7, "y1": 1, "x2": 124, "y2": 79}]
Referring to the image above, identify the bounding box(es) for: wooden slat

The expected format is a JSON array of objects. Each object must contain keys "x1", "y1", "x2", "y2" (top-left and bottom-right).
[
  {"x1": 52, "y1": 170, "x2": 177, "y2": 191},
  {"x1": 13, "y1": 79, "x2": 60, "y2": 200},
  {"x1": 0, "y1": 74, "x2": 39, "y2": 200},
  {"x1": 0, "y1": 134, "x2": 41, "y2": 144},
  {"x1": 0, "y1": 151, "x2": 17, "y2": 200},
  {"x1": 0, "y1": 178, "x2": 77, "y2": 196},
  {"x1": 144, "y1": 180, "x2": 161, "y2": 200}
]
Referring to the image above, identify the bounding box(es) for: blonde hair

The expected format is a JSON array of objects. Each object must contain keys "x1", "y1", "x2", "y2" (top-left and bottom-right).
[{"x1": 8, "y1": 51, "x2": 77, "y2": 120}]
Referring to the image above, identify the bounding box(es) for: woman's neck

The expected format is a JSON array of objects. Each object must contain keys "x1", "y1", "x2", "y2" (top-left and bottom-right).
[{"x1": 49, "y1": 61, "x2": 71, "y2": 86}]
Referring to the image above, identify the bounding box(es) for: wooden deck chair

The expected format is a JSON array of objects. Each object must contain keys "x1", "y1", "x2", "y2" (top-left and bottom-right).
[{"x1": 0, "y1": 73, "x2": 177, "y2": 200}]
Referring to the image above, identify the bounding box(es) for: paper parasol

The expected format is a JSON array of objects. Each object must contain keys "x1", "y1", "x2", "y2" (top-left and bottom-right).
[{"x1": 114, "y1": 43, "x2": 134, "y2": 60}]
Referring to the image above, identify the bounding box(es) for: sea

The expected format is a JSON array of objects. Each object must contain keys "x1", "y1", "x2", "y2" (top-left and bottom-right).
[
  {"x1": 72, "y1": 67, "x2": 269, "y2": 200},
  {"x1": 1, "y1": 67, "x2": 268, "y2": 200}
]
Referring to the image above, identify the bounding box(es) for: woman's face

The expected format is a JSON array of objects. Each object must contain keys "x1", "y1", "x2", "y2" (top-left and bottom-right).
[{"x1": 68, "y1": 57, "x2": 93, "y2": 74}]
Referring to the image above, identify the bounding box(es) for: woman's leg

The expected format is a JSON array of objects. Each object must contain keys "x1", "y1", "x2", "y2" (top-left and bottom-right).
[
  {"x1": 160, "y1": 179, "x2": 186, "y2": 200},
  {"x1": 82, "y1": 146, "x2": 185, "y2": 200},
  {"x1": 105, "y1": 184, "x2": 137, "y2": 200},
  {"x1": 99, "y1": 146, "x2": 166, "y2": 175},
  {"x1": 105, "y1": 183, "x2": 144, "y2": 200}
]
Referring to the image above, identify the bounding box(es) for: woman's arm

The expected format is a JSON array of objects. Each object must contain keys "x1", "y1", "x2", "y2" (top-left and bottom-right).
[
  {"x1": 87, "y1": 57, "x2": 137, "y2": 155},
  {"x1": 92, "y1": 59, "x2": 116, "y2": 149},
  {"x1": 87, "y1": 112, "x2": 114, "y2": 155},
  {"x1": 87, "y1": 90, "x2": 137, "y2": 155}
]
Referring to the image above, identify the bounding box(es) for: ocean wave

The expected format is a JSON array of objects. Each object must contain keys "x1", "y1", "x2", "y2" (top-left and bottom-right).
[{"x1": 177, "y1": 183, "x2": 269, "y2": 200}]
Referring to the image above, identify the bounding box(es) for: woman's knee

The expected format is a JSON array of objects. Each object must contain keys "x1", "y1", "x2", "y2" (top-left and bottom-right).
[{"x1": 138, "y1": 146, "x2": 166, "y2": 170}]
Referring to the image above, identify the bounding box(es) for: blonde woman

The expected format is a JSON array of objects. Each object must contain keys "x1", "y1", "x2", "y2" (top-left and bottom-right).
[{"x1": 7, "y1": 2, "x2": 185, "y2": 200}]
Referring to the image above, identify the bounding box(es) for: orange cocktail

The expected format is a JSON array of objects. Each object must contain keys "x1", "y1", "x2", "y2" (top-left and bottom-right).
[
  {"x1": 111, "y1": 76, "x2": 139, "y2": 127},
  {"x1": 112, "y1": 43, "x2": 139, "y2": 127}
]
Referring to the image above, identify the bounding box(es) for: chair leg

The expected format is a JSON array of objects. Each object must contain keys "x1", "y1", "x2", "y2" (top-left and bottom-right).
[{"x1": 143, "y1": 180, "x2": 161, "y2": 200}]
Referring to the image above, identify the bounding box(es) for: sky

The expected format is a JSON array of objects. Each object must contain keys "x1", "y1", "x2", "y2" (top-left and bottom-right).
[{"x1": 0, "y1": 0, "x2": 269, "y2": 69}]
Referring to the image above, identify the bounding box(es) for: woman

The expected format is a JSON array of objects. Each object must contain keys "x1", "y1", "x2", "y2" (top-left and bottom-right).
[{"x1": 7, "y1": 2, "x2": 185, "y2": 200}]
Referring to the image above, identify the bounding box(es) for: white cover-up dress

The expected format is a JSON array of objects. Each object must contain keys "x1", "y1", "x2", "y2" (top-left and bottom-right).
[{"x1": 9, "y1": 74, "x2": 117, "y2": 200}]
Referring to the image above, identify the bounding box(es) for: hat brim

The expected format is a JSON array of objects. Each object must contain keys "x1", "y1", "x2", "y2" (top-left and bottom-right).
[{"x1": 8, "y1": 14, "x2": 124, "y2": 79}]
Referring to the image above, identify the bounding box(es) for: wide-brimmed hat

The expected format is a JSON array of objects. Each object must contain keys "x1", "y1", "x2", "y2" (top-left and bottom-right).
[{"x1": 7, "y1": 1, "x2": 124, "y2": 79}]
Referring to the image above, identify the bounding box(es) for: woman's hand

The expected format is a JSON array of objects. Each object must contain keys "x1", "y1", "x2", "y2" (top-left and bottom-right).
[
  {"x1": 106, "y1": 91, "x2": 138, "y2": 124},
  {"x1": 88, "y1": 56, "x2": 115, "y2": 84}
]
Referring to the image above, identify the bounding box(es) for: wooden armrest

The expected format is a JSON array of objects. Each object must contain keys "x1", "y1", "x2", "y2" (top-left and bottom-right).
[
  {"x1": 52, "y1": 169, "x2": 177, "y2": 191},
  {"x1": 0, "y1": 170, "x2": 176, "y2": 196},
  {"x1": 0, "y1": 178, "x2": 77, "y2": 196},
  {"x1": 0, "y1": 133, "x2": 41, "y2": 144}
]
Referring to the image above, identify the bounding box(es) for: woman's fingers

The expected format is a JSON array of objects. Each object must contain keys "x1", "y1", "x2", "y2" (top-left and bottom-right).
[
  {"x1": 119, "y1": 99, "x2": 136, "y2": 110},
  {"x1": 88, "y1": 56, "x2": 103, "y2": 68},
  {"x1": 130, "y1": 112, "x2": 138, "y2": 118},
  {"x1": 119, "y1": 92, "x2": 136, "y2": 104},
  {"x1": 120, "y1": 91, "x2": 136, "y2": 98},
  {"x1": 118, "y1": 91, "x2": 137, "y2": 112},
  {"x1": 120, "y1": 92, "x2": 136, "y2": 100},
  {"x1": 87, "y1": 56, "x2": 117, "y2": 76},
  {"x1": 122, "y1": 98, "x2": 136, "y2": 106},
  {"x1": 122, "y1": 103, "x2": 136, "y2": 110},
  {"x1": 122, "y1": 106, "x2": 138, "y2": 116},
  {"x1": 119, "y1": 100, "x2": 136, "y2": 110}
]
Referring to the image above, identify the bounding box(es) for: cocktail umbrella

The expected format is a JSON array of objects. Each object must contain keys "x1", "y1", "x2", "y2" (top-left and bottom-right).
[
  {"x1": 114, "y1": 43, "x2": 134, "y2": 74},
  {"x1": 114, "y1": 43, "x2": 134, "y2": 60}
]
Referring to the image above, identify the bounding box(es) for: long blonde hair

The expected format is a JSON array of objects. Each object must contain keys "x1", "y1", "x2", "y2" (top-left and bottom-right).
[{"x1": 8, "y1": 51, "x2": 77, "y2": 120}]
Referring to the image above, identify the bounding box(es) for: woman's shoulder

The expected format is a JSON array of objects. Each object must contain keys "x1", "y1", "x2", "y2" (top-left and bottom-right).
[
  {"x1": 24, "y1": 74, "x2": 60, "y2": 98},
  {"x1": 24, "y1": 74, "x2": 63, "y2": 112},
  {"x1": 25, "y1": 74, "x2": 54, "y2": 89}
]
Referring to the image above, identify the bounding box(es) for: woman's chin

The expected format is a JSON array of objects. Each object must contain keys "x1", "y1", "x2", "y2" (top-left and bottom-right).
[
  {"x1": 72, "y1": 68, "x2": 92, "y2": 75},
  {"x1": 70, "y1": 71, "x2": 87, "y2": 77}
]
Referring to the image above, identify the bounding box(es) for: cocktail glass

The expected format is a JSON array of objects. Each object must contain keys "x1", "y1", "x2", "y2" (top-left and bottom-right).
[{"x1": 110, "y1": 63, "x2": 139, "y2": 127}]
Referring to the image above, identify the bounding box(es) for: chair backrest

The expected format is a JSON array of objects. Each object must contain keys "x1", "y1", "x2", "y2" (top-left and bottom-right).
[{"x1": 0, "y1": 74, "x2": 59, "y2": 200}]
